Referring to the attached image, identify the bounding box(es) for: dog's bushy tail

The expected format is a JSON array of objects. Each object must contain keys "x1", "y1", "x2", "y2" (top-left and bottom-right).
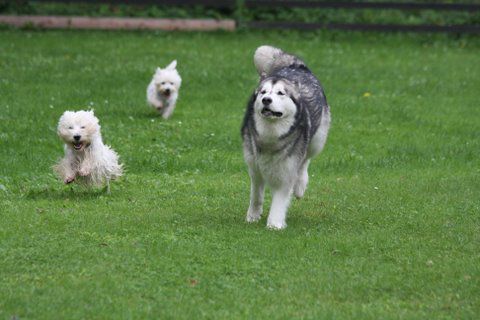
[{"x1": 253, "y1": 45, "x2": 304, "y2": 77}]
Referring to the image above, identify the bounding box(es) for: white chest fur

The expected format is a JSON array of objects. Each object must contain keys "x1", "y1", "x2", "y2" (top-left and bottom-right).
[{"x1": 252, "y1": 114, "x2": 299, "y2": 187}]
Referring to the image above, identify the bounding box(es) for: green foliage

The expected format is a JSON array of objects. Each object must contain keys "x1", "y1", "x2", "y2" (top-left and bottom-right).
[
  {"x1": 1, "y1": 1, "x2": 480, "y2": 26},
  {"x1": 244, "y1": 7, "x2": 480, "y2": 25},
  {"x1": 0, "y1": 29, "x2": 479, "y2": 319},
  {"x1": 0, "y1": 1, "x2": 234, "y2": 19}
]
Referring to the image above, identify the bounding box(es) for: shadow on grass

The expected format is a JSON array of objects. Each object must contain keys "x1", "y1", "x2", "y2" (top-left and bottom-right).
[{"x1": 25, "y1": 186, "x2": 109, "y2": 201}]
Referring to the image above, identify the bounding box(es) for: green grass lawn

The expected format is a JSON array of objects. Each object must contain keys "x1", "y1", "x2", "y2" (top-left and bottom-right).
[{"x1": 0, "y1": 29, "x2": 479, "y2": 319}]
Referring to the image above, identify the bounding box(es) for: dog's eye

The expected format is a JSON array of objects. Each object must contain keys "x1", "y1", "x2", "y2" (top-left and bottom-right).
[
  {"x1": 277, "y1": 91, "x2": 285, "y2": 96},
  {"x1": 161, "y1": 82, "x2": 165, "y2": 85},
  {"x1": 170, "y1": 82, "x2": 174, "y2": 85},
  {"x1": 260, "y1": 90, "x2": 266, "y2": 94},
  {"x1": 81, "y1": 126, "x2": 85, "y2": 129},
  {"x1": 68, "y1": 126, "x2": 73, "y2": 129}
]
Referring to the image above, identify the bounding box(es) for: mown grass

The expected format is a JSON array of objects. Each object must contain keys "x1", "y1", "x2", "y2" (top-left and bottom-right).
[{"x1": 0, "y1": 29, "x2": 479, "y2": 319}]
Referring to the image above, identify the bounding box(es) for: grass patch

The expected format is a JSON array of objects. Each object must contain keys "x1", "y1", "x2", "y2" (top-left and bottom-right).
[{"x1": 0, "y1": 29, "x2": 479, "y2": 319}]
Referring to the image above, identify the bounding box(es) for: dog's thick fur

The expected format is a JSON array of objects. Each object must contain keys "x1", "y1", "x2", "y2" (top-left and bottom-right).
[
  {"x1": 241, "y1": 45, "x2": 331, "y2": 229},
  {"x1": 147, "y1": 60, "x2": 182, "y2": 119},
  {"x1": 54, "y1": 110, "x2": 123, "y2": 192}
]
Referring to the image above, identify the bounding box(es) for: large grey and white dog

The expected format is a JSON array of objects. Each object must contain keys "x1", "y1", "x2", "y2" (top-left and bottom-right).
[{"x1": 241, "y1": 45, "x2": 331, "y2": 229}]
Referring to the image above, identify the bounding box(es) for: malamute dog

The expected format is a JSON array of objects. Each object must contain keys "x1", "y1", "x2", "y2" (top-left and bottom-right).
[{"x1": 241, "y1": 46, "x2": 331, "y2": 229}]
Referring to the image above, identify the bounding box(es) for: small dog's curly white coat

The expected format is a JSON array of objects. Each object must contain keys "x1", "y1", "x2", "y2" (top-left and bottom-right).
[
  {"x1": 54, "y1": 110, "x2": 123, "y2": 192},
  {"x1": 147, "y1": 60, "x2": 182, "y2": 119}
]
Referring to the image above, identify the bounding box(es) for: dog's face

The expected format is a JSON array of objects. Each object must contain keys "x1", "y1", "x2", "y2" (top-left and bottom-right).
[
  {"x1": 152, "y1": 60, "x2": 182, "y2": 99},
  {"x1": 57, "y1": 110, "x2": 100, "y2": 151},
  {"x1": 254, "y1": 79, "x2": 298, "y2": 120}
]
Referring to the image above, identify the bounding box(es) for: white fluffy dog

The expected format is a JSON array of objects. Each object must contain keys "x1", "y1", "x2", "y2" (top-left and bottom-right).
[
  {"x1": 147, "y1": 60, "x2": 182, "y2": 119},
  {"x1": 54, "y1": 110, "x2": 123, "y2": 192}
]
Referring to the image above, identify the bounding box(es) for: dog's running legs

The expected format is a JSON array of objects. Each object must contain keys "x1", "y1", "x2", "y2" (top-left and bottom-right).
[
  {"x1": 106, "y1": 179, "x2": 111, "y2": 194},
  {"x1": 162, "y1": 103, "x2": 175, "y2": 119},
  {"x1": 63, "y1": 166, "x2": 76, "y2": 184},
  {"x1": 58, "y1": 158, "x2": 76, "y2": 184},
  {"x1": 267, "y1": 185, "x2": 293, "y2": 230},
  {"x1": 246, "y1": 169, "x2": 265, "y2": 222},
  {"x1": 294, "y1": 159, "x2": 310, "y2": 199}
]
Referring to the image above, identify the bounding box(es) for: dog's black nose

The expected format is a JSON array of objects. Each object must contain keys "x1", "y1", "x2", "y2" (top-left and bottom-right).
[
  {"x1": 262, "y1": 97, "x2": 272, "y2": 105},
  {"x1": 164, "y1": 89, "x2": 171, "y2": 95},
  {"x1": 73, "y1": 135, "x2": 81, "y2": 141}
]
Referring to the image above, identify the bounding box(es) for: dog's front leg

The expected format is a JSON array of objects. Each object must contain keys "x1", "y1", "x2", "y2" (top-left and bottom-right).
[
  {"x1": 246, "y1": 169, "x2": 265, "y2": 223},
  {"x1": 161, "y1": 103, "x2": 175, "y2": 119},
  {"x1": 64, "y1": 166, "x2": 76, "y2": 184},
  {"x1": 78, "y1": 161, "x2": 92, "y2": 177},
  {"x1": 58, "y1": 158, "x2": 76, "y2": 184},
  {"x1": 294, "y1": 159, "x2": 310, "y2": 199},
  {"x1": 267, "y1": 185, "x2": 293, "y2": 230},
  {"x1": 155, "y1": 100, "x2": 164, "y2": 112}
]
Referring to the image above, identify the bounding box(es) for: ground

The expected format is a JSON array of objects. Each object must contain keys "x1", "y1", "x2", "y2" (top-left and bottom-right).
[{"x1": 0, "y1": 29, "x2": 479, "y2": 319}]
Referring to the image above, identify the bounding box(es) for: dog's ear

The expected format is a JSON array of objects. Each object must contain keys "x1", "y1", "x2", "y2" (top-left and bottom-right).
[
  {"x1": 255, "y1": 76, "x2": 267, "y2": 95},
  {"x1": 61, "y1": 111, "x2": 74, "y2": 118},
  {"x1": 87, "y1": 110, "x2": 100, "y2": 126},
  {"x1": 155, "y1": 67, "x2": 162, "y2": 73},
  {"x1": 165, "y1": 60, "x2": 177, "y2": 70},
  {"x1": 58, "y1": 111, "x2": 74, "y2": 128},
  {"x1": 282, "y1": 79, "x2": 300, "y2": 101},
  {"x1": 88, "y1": 110, "x2": 99, "y2": 122}
]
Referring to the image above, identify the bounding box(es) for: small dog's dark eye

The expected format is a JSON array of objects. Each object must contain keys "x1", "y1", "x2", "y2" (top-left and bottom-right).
[
  {"x1": 260, "y1": 90, "x2": 266, "y2": 94},
  {"x1": 68, "y1": 126, "x2": 73, "y2": 129},
  {"x1": 161, "y1": 82, "x2": 165, "y2": 85},
  {"x1": 170, "y1": 82, "x2": 174, "y2": 85},
  {"x1": 277, "y1": 91, "x2": 285, "y2": 96},
  {"x1": 81, "y1": 126, "x2": 85, "y2": 129}
]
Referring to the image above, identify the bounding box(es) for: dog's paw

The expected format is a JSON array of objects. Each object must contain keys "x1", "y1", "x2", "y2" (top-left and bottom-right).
[
  {"x1": 294, "y1": 175, "x2": 308, "y2": 199},
  {"x1": 246, "y1": 212, "x2": 261, "y2": 223},
  {"x1": 64, "y1": 176, "x2": 75, "y2": 184},
  {"x1": 294, "y1": 181, "x2": 307, "y2": 199},
  {"x1": 246, "y1": 206, "x2": 262, "y2": 223},
  {"x1": 246, "y1": 215, "x2": 261, "y2": 223},
  {"x1": 267, "y1": 220, "x2": 287, "y2": 230},
  {"x1": 78, "y1": 169, "x2": 90, "y2": 177}
]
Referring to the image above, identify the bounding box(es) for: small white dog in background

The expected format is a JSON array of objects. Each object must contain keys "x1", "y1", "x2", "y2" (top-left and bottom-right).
[
  {"x1": 54, "y1": 110, "x2": 123, "y2": 192},
  {"x1": 147, "y1": 60, "x2": 182, "y2": 119}
]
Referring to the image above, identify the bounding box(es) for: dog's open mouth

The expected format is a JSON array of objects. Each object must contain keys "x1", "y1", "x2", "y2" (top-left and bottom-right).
[
  {"x1": 72, "y1": 142, "x2": 84, "y2": 150},
  {"x1": 261, "y1": 107, "x2": 283, "y2": 118},
  {"x1": 159, "y1": 91, "x2": 171, "y2": 98}
]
